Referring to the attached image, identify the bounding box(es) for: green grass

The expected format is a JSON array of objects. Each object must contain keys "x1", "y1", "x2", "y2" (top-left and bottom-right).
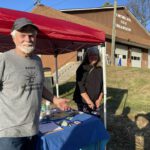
[
  {"x1": 57, "y1": 65, "x2": 150, "y2": 118},
  {"x1": 52, "y1": 66, "x2": 150, "y2": 149},
  {"x1": 106, "y1": 66, "x2": 150, "y2": 117}
]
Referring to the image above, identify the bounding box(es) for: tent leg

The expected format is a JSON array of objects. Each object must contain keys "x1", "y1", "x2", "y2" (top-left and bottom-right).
[
  {"x1": 101, "y1": 43, "x2": 107, "y2": 129},
  {"x1": 54, "y1": 51, "x2": 59, "y2": 97}
]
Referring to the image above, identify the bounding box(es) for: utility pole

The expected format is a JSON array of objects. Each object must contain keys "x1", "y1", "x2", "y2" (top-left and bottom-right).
[{"x1": 111, "y1": 0, "x2": 117, "y2": 65}]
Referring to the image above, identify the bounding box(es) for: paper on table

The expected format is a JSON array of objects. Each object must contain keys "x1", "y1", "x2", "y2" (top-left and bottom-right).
[{"x1": 39, "y1": 122, "x2": 63, "y2": 134}]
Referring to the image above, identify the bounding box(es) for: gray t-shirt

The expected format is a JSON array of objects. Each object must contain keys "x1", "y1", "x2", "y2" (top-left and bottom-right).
[{"x1": 0, "y1": 50, "x2": 44, "y2": 137}]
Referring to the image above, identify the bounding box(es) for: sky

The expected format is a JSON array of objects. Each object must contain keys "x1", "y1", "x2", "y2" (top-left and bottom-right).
[{"x1": 0, "y1": 0, "x2": 127, "y2": 11}]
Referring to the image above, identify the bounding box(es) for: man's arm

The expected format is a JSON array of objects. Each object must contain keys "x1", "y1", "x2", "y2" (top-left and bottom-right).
[{"x1": 42, "y1": 86, "x2": 70, "y2": 111}]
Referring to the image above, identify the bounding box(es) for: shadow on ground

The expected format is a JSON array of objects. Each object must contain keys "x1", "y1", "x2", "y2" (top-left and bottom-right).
[
  {"x1": 99, "y1": 87, "x2": 150, "y2": 150},
  {"x1": 53, "y1": 81, "x2": 75, "y2": 96}
]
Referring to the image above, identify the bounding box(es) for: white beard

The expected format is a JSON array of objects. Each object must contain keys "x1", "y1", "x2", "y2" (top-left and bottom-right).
[{"x1": 18, "y1": 45, "x2": 35, "y2": 54}]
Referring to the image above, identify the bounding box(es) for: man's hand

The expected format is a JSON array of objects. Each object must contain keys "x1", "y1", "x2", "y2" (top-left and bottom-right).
[{"x1": 53, "y1": 96, "x2": 71, "y2": 111}]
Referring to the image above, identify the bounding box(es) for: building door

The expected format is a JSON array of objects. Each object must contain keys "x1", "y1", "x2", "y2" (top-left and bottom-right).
[
  {"x1": 148, "y1": 49, "x2": 150, "y2": 68},
  {"x1": 115, "y1": 44, "x2": 128, "y2": 66},
  {"x1": 131, "y1": 48, "x2": 141, "y2": 68}
]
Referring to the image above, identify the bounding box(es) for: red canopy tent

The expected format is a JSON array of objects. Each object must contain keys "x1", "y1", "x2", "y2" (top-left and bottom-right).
[
  {"x1": 0, "y1": 7, "x2": 107, "y2": 128},
  {"x1": 0, "y1": 7, "x2": 105, "y2": 54}
]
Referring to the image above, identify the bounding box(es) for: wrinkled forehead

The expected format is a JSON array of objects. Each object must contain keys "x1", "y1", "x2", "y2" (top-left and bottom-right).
[{"x1": 18, "y1": 25, "x2": 38, "y2": 33}]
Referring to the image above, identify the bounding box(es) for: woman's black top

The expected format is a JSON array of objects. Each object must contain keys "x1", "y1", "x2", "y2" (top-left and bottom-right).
[{"x1": 73, "y1": 64, "x2": 103, "y2": 104}]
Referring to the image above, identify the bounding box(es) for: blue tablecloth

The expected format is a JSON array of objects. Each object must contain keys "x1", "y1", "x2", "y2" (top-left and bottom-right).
[{"x1": 38, "y1": 113, "x2": 109, "y2": 150}]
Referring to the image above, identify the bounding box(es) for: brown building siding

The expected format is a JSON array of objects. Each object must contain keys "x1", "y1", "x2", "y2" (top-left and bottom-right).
[
  {"x1": 116, "y1": 9, "x2": 149, "y2": 38},
  {"x1": 32, "y1": 5, "x2": 150, "y2": 69},
  {"x1": 142, "y1": 49, "x2": 148, "y2": 68},
  {"x1": 106, "y1": 40, "x2": 112, "y2": 56},
  {"x1": 62, "y1": 7, "x2": 150, "y2": 68},
  {"x1": 65, "y1": 9, "x2": 114, "y2": 28},
  {"x1": 41, "y1": 51, "x2": 77, "y2": 73},
  {"x1": 127, "y1": 47, "x2": 131, "y2": 67},
  {"x1": 63, "y1": 8, "x2": 150, "y2": 48},
  {"x1": 32, "y1": 5, "x2": 106, "y2": 71},
  {"x1": 65, "y1": 8, "x2": 150, "y2": 41}
]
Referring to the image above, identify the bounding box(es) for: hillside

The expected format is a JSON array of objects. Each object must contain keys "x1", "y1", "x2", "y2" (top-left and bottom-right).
[
  {"x1": 58, "y1": 65, "x2": 150, "y2": 150},
  {"x1": 60, "y1": 66, "x2": 150, "y2": 115},
  {"x1": 106, "y1": 66, "x2": 150, "y2": 116}
]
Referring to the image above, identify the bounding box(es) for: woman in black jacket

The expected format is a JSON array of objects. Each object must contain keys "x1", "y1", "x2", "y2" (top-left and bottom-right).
[{"x1": 73, "y1": 46, "x2": 103, "y2": 113}]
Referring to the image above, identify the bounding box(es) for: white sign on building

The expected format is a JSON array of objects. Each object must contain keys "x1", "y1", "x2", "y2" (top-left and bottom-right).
[{"x1": 116, "y1": 13, "x2": 132, "y2": 32}]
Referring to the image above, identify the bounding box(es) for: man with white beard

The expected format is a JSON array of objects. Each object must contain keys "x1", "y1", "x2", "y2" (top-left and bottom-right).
[{"x1": 0, "y1": 18, "x2": 70, "y2": 150}]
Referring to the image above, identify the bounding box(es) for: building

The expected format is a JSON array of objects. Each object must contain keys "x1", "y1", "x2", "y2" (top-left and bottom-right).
[
  {"x1": 61, "y1": 6, "x2": 150, "y2": 68},
  {"x1": 32, "y1": 4, "x2": 101, "y2": 72},
  {"x1": 32, "y1": 5, "x2": 150, "y2": 70}
]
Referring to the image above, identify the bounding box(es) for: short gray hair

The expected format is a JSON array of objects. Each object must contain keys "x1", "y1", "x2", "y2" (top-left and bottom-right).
[
  {"x1": 10, "y1": 30, "x2": 17, "y2": 37},
  {"x1": 10, "y1": 30, "x2": 37, "y2": 37}
]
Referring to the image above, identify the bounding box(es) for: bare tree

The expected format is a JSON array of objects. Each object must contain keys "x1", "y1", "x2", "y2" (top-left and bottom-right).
[{"x1": 127, "y1": 0, "x2": 150, "y2": 31}]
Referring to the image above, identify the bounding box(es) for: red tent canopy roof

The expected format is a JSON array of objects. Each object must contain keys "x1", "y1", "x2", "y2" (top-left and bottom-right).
[{"x1": 0, "y1": 7, "x2": 105, "y2": 54}]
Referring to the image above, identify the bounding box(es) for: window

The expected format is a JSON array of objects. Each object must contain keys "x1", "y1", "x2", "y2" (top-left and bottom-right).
[
  {"x1": 115, "y1": 54, "x2": 119, "y2": 58},
  {"x1": 123, "y1": 55, "x2": 126, "y2": 59},
  {"x1": 131, "y1": 56, "x2": 140, "y2": 60}
]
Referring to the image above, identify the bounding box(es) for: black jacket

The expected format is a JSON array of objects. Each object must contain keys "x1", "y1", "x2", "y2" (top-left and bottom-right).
[{"x1": 73, "y1": 64, "x2": 103, "y2": 104}]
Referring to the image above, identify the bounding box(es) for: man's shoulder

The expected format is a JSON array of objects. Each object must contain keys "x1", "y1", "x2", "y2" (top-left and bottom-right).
[
  {"x1": 0, "y1": 50, "x2": 15, "y2": 61},
  {"x1": 2, "y1": 49, "x2": 14, "y2": 56}
]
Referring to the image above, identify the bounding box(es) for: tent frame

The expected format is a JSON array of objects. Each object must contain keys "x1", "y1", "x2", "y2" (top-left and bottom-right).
[
  {"x1": 101, "y1": 43, "x2": 107, "y2": 128},
  {"x1": 54, "y1": 43, "x2": 107, "y2": 128}
]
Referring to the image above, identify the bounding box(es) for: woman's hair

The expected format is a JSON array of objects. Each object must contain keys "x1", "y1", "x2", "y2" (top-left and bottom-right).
[{"x1": 81, "y1": 46, "x2": 101, "y2": 67}]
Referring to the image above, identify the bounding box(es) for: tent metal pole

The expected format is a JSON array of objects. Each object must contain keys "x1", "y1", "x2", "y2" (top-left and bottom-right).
[
  {"x1": 54, "y1": 50, "x2": 59, "y2": 97},
  {"x1": 101, "y1": 43, "x2": 107, "y2": 128}
]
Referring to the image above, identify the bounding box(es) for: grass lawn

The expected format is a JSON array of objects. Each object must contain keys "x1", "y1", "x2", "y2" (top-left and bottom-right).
[
  {"x1": 55, "y1": 65, "x2": 150, "y2": 150},
  {"x1": 58, "y1": 65, "x2": 150, "y2": 115}
]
